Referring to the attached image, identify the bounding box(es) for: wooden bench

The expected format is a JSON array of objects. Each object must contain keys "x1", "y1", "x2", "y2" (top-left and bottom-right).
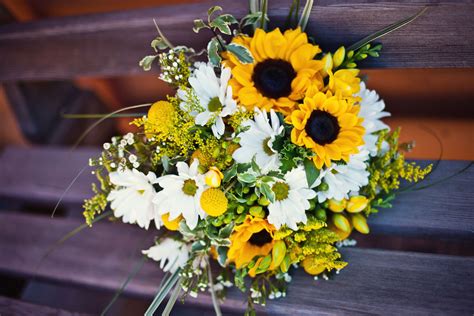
[{"x1": 0, "y1": 0, "x2": 473, "y2": 315}]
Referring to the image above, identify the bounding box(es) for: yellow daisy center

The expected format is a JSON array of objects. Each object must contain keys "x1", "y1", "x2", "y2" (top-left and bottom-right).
[
  {"x1": 182, "y1": 179, "x2": 198, "y2": 196},
  {"x1": 305, "y1": 110, "x2": 340, "y2": 145},
  {"x1": 272, "y1": 182, "x2": 289, "y2": 201},
  {"x1": 200, "y1": 188, "x2": 228, "y2": 217},
  {"x1": 252, "y1": 59, "x2": 296, "y2": 99}
]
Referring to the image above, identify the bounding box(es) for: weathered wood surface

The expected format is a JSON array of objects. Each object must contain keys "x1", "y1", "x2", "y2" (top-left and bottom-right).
[
  {"x1": 1, "y1": 147, "x2": 473, "y2": 239},
  {"x1": 0, "y1": 212, "x2": 472, "y2": 315},
  {"x1": 0, "y1": 0, "x2": 473, "y2": 82},
  {"x1": 0, "y1": 295, "x2": 89, "y2": 316}
]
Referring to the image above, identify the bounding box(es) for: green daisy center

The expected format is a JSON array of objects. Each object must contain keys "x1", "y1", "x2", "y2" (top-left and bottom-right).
[
  {"x1": 208, "y1": 97, "x2": 223, "y2": 112},
  {"x1": 182, "y1": 179, "x2": 198, "y2": 196},
  {"x1": 272, "y1": 182, "x2": 290, "y2": 201},
  {"x1": 262, "y1": 137, "x2": 275, "y2": 156}
]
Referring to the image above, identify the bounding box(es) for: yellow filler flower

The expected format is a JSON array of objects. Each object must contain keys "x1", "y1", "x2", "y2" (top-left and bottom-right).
[
  {"x1": 288, "y1": 90, "x2": 365, "y2": 168},
  {"x1": 227, "y1": 216, "x2": 276, "y2": 268},
  {"x1": 223, "y1": 27, "x2": 323, "y2": 115}
]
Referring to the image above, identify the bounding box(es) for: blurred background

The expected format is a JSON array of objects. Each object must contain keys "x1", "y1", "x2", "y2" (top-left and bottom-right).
[{"x1": 0, "y1": 1, "x2": 473, "y2": 315}]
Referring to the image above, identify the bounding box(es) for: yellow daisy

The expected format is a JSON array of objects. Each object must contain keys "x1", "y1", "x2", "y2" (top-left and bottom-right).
[
  {"x1": 288, "y1": 89, "x2": 365, "y2": 168},
  {"x1": 223, "y1": 27, "x2": 324, "y2": 116},
  {"x1": 227, "y1": 216, "x2": 276, "y2": 269}
]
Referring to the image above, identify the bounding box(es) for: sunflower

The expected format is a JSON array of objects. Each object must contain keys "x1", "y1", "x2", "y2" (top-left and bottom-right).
[
  {"x1": 288, "y1": 90, "x2": 365, "y2": 169},
  {"x1": 223, "y1": 27, "x2": 323, "y2": 116},
  {"x1": 227, "y1": 216, "x2": 276, "y2": 269}
]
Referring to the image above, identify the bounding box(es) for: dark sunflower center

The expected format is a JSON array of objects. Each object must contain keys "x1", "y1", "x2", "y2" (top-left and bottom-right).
[
  {"x1": 248, "y1": 229, "x2": 273, "y2": 247},
  {"x1": 252, "y1": 59, "x2": 296, "y2": 99},
  {"x1": 305, "y1": 110, "x2": 340, "y2": 145}
]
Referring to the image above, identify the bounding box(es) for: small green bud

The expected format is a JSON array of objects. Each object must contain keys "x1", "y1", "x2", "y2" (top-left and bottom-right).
[
  {"x1": 212, "y1": 147, "x2": 221, "y2": 158},
  {"x1": 249, "y1": 206, "x2": 265, "y2": 218},
  {"x1": 319, "y1": 183, "x2": 329, "y2": 191},
  {"x1": 258, "y1": 196, "x2": 270, "y2": 206},
  {"x1": 309, "y1": 200, "x2": 316, "y2": 210},
  {"x1": 315, "y1": 208, "x2": 327, "y2": 221},
  {"x1": 236, "y1": 205, "x2": 245, "y2": 214},
  {"x1": 242, "y1": 187, "x2": 250, "y2": 194}
]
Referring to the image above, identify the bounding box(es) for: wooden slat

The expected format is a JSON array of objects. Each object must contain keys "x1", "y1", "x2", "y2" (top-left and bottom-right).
[
  {"x1": 0, "y1": 212, "x2": 472, "y2": 315},
  {"x1": 0, "y1": 0, "x2": 473, "y2": 81},
  {"x1": 1, "y1": 146, "x2": 473, "y2": 239},
  {"x1": 0, "y1": 295, "x2": 89, "y2": 316}
]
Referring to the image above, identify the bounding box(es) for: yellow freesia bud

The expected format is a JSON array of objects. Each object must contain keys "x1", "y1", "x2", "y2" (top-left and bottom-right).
[
  {"x1": 332, "y1": 213, "x2": 351, "y2": 232},
  {"x1": 205, "y1": 167, "x2": 223, "y2": 187},
  {"x1": 333, "y1": 46, "x2": 346, "y2": 68},
  {"x1": 328, "y1": 199, "x2": 347, "y2": 213},
  {"x1": 328, "y1": 222, "x2": 352, "y2": 241},
  {"x1": 161, "y1": 213, "x2": 182, "y2": 231},
  {"x1": 346, "y1": 196, "x2": 368, "y2": 213},
  {"x1": 302, "y1": 257, "x2": 326, "y2": 275},
  {"x1": 248, "y1": 257, "x2": 263, "y2": 278},
  {"x1": 352, "y1": 214, "x2": 370, "y2": 234},
  {"x1": 320, "y1": 53, "x2": 333, "y2": 77}
]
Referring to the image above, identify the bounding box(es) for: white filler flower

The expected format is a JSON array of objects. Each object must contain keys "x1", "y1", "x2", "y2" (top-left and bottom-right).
[
  {"x1": 233, "y1": 108, "x2": 284, "y2": 173},
  {"x1": 178, "y1": 62, "x2": 237, "y2": 138},
  {"x1": 356, "y1": 82, "x2": 390, "y2": 156},
  {"x1": 267, "y1": 166, "x2": 316, "y2": 230},
  {"x1": 315, "y1": 149, "x2": 370, "y2": 202},
  {"x1": 107, "y1": 169, "x2": 159, "y2": 230},
  {"x1": 153, "y1": 159, "x2": 206, "y2": 230},
  {"x1": 142, "y1": 238, "x2": 189, "y2": 273}
]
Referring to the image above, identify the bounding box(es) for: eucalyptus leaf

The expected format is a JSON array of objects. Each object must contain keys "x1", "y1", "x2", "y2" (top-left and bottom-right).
[
  {"x1": 218, "y1": 14, "x2": 238, "y2": 25},
  {"x1": 303, "y1": 158, "x2": 320, "y2": 188},
  {"x1": 226, "y1": 43, "x2": 254, "y2": 64},
  {"x1": 218, "y1": 222, "x2": 234, "y2": 238},
  {"x1": 138, "y1": 55, "x2": 157, "y2": 71},
  {"x1": 207, "y1": 37, "x2": 222, "y2": 66}
]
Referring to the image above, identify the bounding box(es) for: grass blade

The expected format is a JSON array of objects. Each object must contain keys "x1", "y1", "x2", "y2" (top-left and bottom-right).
[
  {"x1": 206, "y1": 258, "x2": 222, "y2": 316},
  {"x1": 72, "y1": 103, "x2": 151, "y2": 149},
  {"x1": 161, "y1": 278, "x2": 182, "y2": 316},
  {"x1": 101, "y1": 256, "x2": 147, "y2": 316},
  {"x1": 145, "y1": 269, "x2": 181, "y2": 316},
  {"x1": 348, "y1": 7, "x2": 427, "y2": 52},
  {"x1": 63, "y1": 113, "x2": 145, "y2": 119},
  {"x1": 298, "y1": 0, "x2": 314, "y2": 31}
]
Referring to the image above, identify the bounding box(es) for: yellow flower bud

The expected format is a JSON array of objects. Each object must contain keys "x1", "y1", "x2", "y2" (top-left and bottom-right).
[
  {"x1": 352, "y1": 214, "x2": 370, "y2": 234},
  {"x1": 270, "y1": 240, "x2": 286, "y2": 270},
  {"x1": 302, "y1": 257, "x2": 326, "y2": 275},
  {"x1": 328, "y1": 222, "x2": 352, "y2": 241},
  {"x1": 332, "y1": 213, "x2": 351, "y2": 232},
  {"x1": 333, "y1": 46, "x2": 346, "y2": 68},
  {"x1": 204, "y1": 167, "x2": 223, "y2": 187},
  {"x1": 320, "y1": 53, "x2": 333, "y2": 77},
  {"x1": 161, "y1": 213, "x2": 182, "y2": 231},
  {"x1": 346, "y1": 196, "x2": 368, "y2": 213},
  {"x1": 248, "y1": 257, "x2": 263, "y2": 278},
  {"x1": 328, "y1": 199, "x2": 347, "y2": 213}
]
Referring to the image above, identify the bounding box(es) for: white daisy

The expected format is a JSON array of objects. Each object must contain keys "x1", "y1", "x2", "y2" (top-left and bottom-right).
[
  {"x1": 356, "y1": 82, "x2": 391, "y2": 156},
  {"x1": 107, "y1": 169, "x2": 159, "y2": 230},
  {"x1": 153, "y1": 159, "x2": 206, "y2": 230},
  {"x1": 314, "y1": 149, "x2": 370, "y2": 202},
  {"x1": 267, "y1": 166, "x2": 316, "y2": 230},
  {"x1": 177, "y1": 62, "x2": 237, "y2": 138},
  {"x1": 142, "y1": 238, "x2": 189, "y2": 273},
  {"x1": 233, "y1": 108, "x2": 284, "y2": 173}
]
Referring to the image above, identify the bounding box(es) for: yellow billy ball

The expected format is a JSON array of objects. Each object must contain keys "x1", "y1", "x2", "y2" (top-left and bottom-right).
[{"x1": 200, "y1": 188, "x2": 228, "y2": 217}]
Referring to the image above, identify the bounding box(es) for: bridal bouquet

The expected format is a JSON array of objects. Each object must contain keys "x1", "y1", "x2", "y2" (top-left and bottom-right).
[{"x1": 83, "y1": 2, "x2": 431, "y2": 314}]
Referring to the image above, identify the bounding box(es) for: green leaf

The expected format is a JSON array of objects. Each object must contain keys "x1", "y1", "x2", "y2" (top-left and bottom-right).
[
  {"x1": 161, "y1": 155, "x2": 170, "y2": 172},
  {"x1": 150, "y1": 37, "x2": 168, "y2": 51},
  {"x1": 238, "y1": 173, "x2": 257, "y2": 184},
  {"x1": 207, "y1": 37, "x2": 222, "y2": 67},
  {"x1": 223, "y1": 164, "x2": 237, "y2": 182},
  {"x1": 251, "y1": 156, "x2": 261, "y2": 174},
  {"x1": 260, "y1": 182, "x2": 275, "y2": 203},
  {"x1": 138, "y1": 55, "x2": 157, "y2": 71},
  {"x1": 217, "y1": 246, "x2": 228, "y2": 267},
  {"x1": 193, "y1": 19, "x2": 208, "y2": 33},
  {"x1": 255, "y1": 254, "x2": 272, "y2": 274},
  {"x1": 347, "y1": 7, "x2": 427, "y2": 52},
  {"x1": 226, "y1": 43, "x2": 254, "y2": 64},
  {"x1": 218, "y1": 14, "x2": 238, "y2": 25},
  {"x1": 218, "y1": 222, "x2": 234, "y2": 238},
  {"x1": 210, "y1": 17, "x2": 232, "y2": 35},
  {"x1": 303, "y1": 158, "x2": 320, "y2": 188},
  {"x1": 208, "y1": 5, "x2": 223, "y2": 20},
  {"x1": 191, "y1": 240, "x2": 207, "y2": 252},
  {"x1": 237, "y1": 163, "x2": 251, "y2": 173}
]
